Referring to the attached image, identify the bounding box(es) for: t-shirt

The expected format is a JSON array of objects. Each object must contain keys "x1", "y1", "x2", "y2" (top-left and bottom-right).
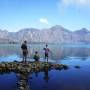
[
  {"x1": 33, "y1": 54, "x2": 40, "y2": 60},
  {"x1": 21, "y1": 43, "x2": 27, "y2": 50},
  {"x1": 44, "y1": 48, "x2": 50, "y2": 54}
]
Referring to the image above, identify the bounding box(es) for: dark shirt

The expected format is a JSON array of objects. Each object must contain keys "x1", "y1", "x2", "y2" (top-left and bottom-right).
[{"x1": 21, "y1": 43, "x2": 27, "y2": 50}]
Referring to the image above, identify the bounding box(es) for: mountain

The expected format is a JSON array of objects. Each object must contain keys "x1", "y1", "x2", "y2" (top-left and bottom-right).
[
  {"x1": 72, "y1": 28, "x2": 90, "y2": 43},
  {"x1": 0, "y1": 25, "x2": 90, "y2": 44}
]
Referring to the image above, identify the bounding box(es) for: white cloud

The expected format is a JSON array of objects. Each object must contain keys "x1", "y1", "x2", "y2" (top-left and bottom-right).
[
  {"x1": 39, "y1": 18, "x2": 49, "y2": 24},
  {"x1": 58, "y1": 0, "x2": 90, "y2": 13},
  {"x1": 59, "y1": 0, "x2": 90, "y2": 6}
]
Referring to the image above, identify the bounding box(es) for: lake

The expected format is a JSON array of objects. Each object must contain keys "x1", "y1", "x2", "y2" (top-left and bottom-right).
[
  {"x1": 0, "y1": 44, "x2": 90, "y2": 62},
  {"x1": 0, "y1": 44, "x2": 90, "y2": 90}
]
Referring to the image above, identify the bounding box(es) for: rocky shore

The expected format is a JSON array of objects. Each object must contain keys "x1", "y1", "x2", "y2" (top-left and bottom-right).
[
  {"x1": 0, "y1": 61, "x2": 69, "y2": 90},
  {"x1": 0, "y1": 61, "x2": 69, "y2": 73}
]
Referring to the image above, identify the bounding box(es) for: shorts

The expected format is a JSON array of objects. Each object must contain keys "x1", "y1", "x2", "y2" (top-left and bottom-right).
[
  {"x1": 23, "y1": 51, "x2": 28, "y2": 56},
  {"x1": 45, "y1": 53, "x2": 48, "y2": 57}
]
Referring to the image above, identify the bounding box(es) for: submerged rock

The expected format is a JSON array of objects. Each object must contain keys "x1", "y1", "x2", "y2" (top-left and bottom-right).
[
  {"x1": 75, "y1": 65, "x2": 80, "y2": 69},
  {"x1": 63, "y1": 65, "x2": 69, "y2": 70}
]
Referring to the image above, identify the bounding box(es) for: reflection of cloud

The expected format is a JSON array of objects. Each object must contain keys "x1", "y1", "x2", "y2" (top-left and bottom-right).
[{"x1": 39, "y1": 18, "x2": 49, "y2": 24}]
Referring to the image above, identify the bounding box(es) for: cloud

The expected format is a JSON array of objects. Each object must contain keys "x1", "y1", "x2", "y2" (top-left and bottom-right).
[
  {"x1": 57, "y1": 0, "x2": 90, "y2": 13},
  {"x1": 39, "y1": 18, "x2": 49, "y2": 24},
  {"x1": 58, "y1": 0, "x2": 90, "y2": 7}
]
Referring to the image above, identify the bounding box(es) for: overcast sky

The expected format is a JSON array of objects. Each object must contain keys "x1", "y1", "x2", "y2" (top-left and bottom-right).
[{"x1": 0, "y1": 0, "x2": 90, "y2": 32}]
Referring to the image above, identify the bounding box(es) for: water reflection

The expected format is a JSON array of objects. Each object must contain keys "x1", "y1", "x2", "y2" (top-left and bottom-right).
[
  {"x1": 0, "y1": 44, "x2": 90, "y2": 61},
  {"x1": 43, "y1": 69, "x2": 49, "y2": 83},
  {"x1": 0, "y1": 44, "x2": 90, "y2": 90},
  {"x1": 0, "y1": 61, "x2": 90, "y2": 90},
  {"x1": 34, "y1": 71, "x2": 39, "y2": 77},
  {"x1": 16, "y1": 73, "x2": 30, "y2": 90},
  {"x1": 0, "y1": 72, "x2": 17, "y2": 90},
  {"x1": 29, "y1": 65, "x2": 90, "y2": 90}
]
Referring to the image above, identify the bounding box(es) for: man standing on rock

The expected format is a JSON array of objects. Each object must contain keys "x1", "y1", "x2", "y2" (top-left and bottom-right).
[
  {"x1": 21, "y1": 40, "x2": 28, "y2": 62},
  {"x1": 43, "y1": 44, "x2": 50, "y2": 62}
]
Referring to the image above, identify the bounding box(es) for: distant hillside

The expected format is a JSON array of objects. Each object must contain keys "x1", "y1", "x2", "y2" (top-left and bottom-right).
[{"x1": 0, "y1": 25, "x2": 90, "y2": 44}]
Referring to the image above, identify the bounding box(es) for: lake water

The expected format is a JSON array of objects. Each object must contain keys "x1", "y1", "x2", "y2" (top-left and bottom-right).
[
  {"x1": 0, "y1": 44, "x2": 90, "y2": 62},
  {"x1": 0, "y1": 44, "x2": 90, "y2": 90}
]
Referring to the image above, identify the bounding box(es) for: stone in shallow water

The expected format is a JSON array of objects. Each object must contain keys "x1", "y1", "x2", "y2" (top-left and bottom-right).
[
  {"x1": 63, "y1": 65, "x2": 69, "y2": 70},
  {"x1": 74, "y1": 65, "x2": 80, "y2": 69}
]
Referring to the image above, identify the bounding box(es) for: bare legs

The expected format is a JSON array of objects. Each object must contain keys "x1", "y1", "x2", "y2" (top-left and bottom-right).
[
  {"x1": 23, "y1": 55, "x2": 27, "y2": 63},
  {"x1": 45, "y1": 54, "x2": 48, "y2": 63}
]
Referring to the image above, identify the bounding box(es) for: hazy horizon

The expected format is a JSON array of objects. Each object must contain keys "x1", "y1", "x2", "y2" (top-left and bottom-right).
[
  {"x1": 0, "y1": 0, "x2": 90, "y2": 32},
  {"x1": 0, "y1": 25, "x2": 90, "y2": 32}
]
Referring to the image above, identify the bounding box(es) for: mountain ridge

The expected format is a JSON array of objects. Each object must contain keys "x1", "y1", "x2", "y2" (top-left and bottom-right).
[{"x1": 0, "y1": 25, "x2": 90, "y2": 44}]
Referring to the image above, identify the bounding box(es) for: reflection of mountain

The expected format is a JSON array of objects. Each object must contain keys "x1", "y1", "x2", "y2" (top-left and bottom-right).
[
  {"x1": 0, "y1": 25, "x2": 90, "y2": 44},
  {"x1": 51, "y1": 46, "x2": 90, "y2": 60},
  {"x1": 0, "y1": 45, "x2": 90, "y2": 60}
]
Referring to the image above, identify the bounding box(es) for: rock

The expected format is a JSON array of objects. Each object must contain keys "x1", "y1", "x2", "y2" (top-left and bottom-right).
[
  {"x1": 0, "y1": 61, "x2": 69, "y2": 74},
  {"x1": 75, "y1": 65, "x2": 80, "y2": 69},
  {"x1": 18, "y1": 86, "x2": 25, "y2": 90},
  {"x1": 63, "y1": 65, "x2": 69, "y2": 70}
]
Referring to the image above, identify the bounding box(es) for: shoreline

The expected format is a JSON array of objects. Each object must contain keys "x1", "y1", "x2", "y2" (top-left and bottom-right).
[{"x1": 0, "y1": 61, "x2": 69, "y2": 73}]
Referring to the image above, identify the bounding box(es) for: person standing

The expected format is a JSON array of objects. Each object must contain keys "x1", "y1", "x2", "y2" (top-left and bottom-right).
[
  {"x1": 21, "y1": 40, "x2": 28, "y2": 62},
  {"x1": 43, "y1": 44, "x2": 50, "y2": 62}
]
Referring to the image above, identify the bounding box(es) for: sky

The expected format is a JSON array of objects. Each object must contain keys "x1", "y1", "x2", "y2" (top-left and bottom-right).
[{"x1": 0, "y1": 0, "x2": 90, "y2": 32}]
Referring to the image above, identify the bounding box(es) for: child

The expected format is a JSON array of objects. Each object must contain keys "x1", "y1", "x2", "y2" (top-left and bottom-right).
[{"x1": 33, "y1": 51, "x2": 40, "y2": 61}]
